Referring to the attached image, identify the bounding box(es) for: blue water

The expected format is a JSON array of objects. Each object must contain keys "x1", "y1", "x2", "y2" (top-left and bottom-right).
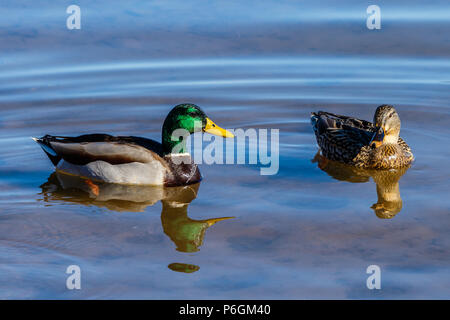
[{"x1": 0, "y1": 1, "x2": 449, "y2": 299}]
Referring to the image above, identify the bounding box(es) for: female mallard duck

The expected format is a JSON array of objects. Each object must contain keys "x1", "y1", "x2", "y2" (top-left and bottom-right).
[
  {"x1": 33, "y1": 103, "x2": 234, "y2": 186},
  {"x1": 311, "y1": 105, "x2": 414, "y2": 169}
]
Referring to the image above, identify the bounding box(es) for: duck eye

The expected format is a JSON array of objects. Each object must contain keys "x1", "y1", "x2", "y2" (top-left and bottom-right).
[{"x1": 212, "y1": 124, "x2": 216, "y2": 127}]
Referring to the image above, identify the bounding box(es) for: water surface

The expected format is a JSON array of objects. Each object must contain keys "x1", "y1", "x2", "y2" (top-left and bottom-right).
[{"x1": 0, "y1": 1, "x2": 449, "y2": 299}]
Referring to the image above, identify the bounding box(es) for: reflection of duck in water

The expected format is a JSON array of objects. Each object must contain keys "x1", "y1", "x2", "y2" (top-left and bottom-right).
[
  {"x1": 311, "y1": 105, "x2": 414, "y2": 169},
  {"x1": 40, "y1": 172, "x2": 171, "y2": 212},
  {"x1": 168, "y1": 263, "x2": 200, "y2": 273},
  {"x1": 313, "y1": 152, "x2": 408, "y2": 219},
  {"x1": 40, "y1": 173, "x2": 233, "y2": 267},
  {"x1": 161, "y1": 195, "x2": 232, "y2": 253}
]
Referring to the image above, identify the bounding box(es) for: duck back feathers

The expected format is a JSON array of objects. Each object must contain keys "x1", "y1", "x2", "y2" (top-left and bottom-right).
[
  {"x1": 311, "y1": 110, "x2": 413, "y2": 169},
  {"x1": 33, "y1": 134, "x2": 201, "y2": 186},
  {"x1": 311, "y1": 111, "x2": 376, "y2": 164}
]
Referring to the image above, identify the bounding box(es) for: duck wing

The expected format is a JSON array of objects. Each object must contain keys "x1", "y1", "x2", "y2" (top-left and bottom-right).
[
  {"x1": 311, "y1": 111, "x2": 376, "y2": 163},
  {"x1": 33, "y1": 134, "x2": 164, "y2": 166}
]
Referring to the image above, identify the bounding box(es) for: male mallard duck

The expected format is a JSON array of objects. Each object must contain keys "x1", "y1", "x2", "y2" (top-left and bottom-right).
[
  {"x1": 311, "y1": 105, "x2": 414, "y2": 169},
  {"x1": 33, "y1": 103, "x2": 234, "y2": 186}
]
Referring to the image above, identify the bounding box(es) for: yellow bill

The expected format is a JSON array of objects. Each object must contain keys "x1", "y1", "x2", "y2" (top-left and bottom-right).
[
  {"x1": 204, "y1": 118, "x2": 235, "y2": 138},
  {"x1": 204, "y1": 216, "x2": 235, "y2": 227}
]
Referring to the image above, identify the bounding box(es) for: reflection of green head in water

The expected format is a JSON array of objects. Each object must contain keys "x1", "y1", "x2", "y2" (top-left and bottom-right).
[
  {"x1": 39, "y1": 176, "x2": 234, "y2": 267},
  {"x1": 161, "y1": 201, "x2": 233, "y2": 252},
  {"x1": 168, "y1": 262, "x2": 200, "y2": 273}
]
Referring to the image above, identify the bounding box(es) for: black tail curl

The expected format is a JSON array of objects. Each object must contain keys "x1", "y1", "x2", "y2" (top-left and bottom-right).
[{"x1": 33, "y1": 135, "x2": 62, "y2": 166}]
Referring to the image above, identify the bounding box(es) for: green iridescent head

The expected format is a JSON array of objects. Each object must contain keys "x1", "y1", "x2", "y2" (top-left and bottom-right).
[{"x1": 162, "y1": 103, "x2": 234, "y2": 155}]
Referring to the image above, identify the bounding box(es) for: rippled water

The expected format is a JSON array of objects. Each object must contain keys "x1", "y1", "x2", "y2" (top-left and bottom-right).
[{"x1": 0, "y1": 1, "x2": 449, "y2": 299}]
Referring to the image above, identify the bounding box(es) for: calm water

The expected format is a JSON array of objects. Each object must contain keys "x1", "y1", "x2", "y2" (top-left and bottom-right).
[{"x1": 0, "y1": 1, "x2": 449, "y2": 299}]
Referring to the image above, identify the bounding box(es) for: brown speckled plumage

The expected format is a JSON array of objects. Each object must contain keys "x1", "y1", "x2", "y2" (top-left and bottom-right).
[{"x1": 311, "y1": 105, "x2": 414, "y2": 169}]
